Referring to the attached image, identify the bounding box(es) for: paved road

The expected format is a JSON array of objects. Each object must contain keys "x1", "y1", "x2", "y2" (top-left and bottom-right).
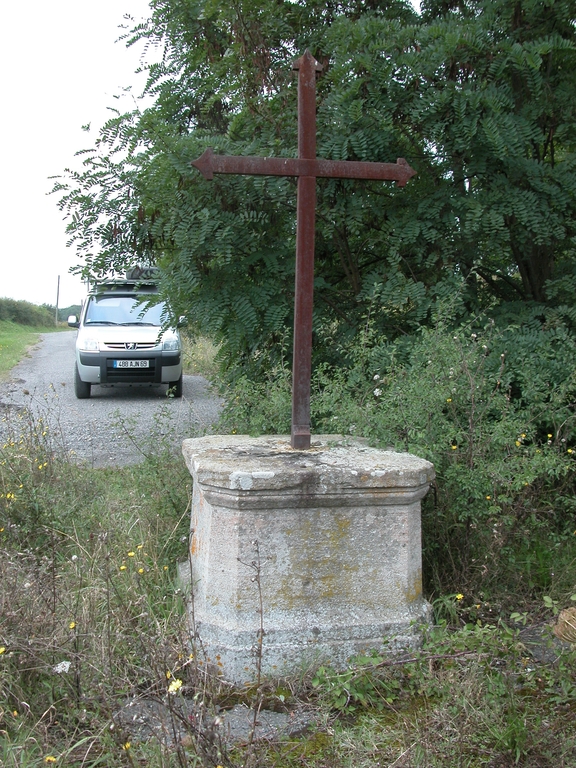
[{"x1": 0, "y1": 331, "x2": 222, "y2": 467}]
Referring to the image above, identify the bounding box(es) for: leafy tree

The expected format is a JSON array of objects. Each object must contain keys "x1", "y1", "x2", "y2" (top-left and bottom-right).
[
  {"x1": 0, "y1": 298, "x2": 54, "y2": 327},
  {"x1": 54, "y1": 0, "x2": 576, "y2": 378}
]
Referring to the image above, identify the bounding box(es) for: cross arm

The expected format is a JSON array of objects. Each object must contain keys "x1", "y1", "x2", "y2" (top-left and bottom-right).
[{"x1": 192, "y1": 148, "x2": 416, "y2": 187}]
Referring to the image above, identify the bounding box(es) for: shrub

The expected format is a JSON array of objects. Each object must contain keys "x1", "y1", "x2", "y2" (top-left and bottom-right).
[
  {"x1": 219, "y1": 305, "x2": 576, "y2": 600},
  {"x1": 0, "y1": 298, "x2": 55, "y2": 327}
]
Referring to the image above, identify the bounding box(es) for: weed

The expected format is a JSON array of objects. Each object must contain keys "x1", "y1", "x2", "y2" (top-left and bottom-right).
[
  {"x1": 2, "y1": 349, "x2": 576, "y2": 765},
  {"x1": 181, "y1": 333, "x2": 220, "y2": 378},
  {"x1": 220, "y1": 314, "x2": 576, "y2": 608}
]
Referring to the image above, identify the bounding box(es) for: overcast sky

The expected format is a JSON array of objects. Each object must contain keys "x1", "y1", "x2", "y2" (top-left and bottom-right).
[{"x1": 0, "y1": 0, "x2": 153, "y2": 308}]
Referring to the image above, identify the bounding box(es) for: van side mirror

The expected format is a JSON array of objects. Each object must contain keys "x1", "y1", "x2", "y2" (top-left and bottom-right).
[{"x1": 68, "y1": 315, "x2": 79, "y2": 328}]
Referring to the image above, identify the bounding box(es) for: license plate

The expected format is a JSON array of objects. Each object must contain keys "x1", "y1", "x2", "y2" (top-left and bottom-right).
[{"x1": 113, "y1": 360, "x2": 150, "y2": 368}]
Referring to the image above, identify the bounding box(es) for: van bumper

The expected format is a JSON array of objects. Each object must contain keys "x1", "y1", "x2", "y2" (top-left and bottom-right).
[{"x1": 77, "y1": 351, "x2": 181, "y2": 385}]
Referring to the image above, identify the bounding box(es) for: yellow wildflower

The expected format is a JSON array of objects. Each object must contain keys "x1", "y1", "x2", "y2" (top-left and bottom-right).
[
  {"x1": 44, "y1": 757, "x2": 57, "y2": 764},
  {"x1": 168, "y1": 678, "x2": 183, "y2": 694},
  {"x1": 69, "y1": 621, "x2": 76, "y2": 630},
  {"x1": 456, "y1": 593, "x2": 464, "y2": 601},
  {"x1": 127, "y1": 551, "x2": 135, "y2": 557},
  {"x1": 0, "y1": 646, "x2": 5, "y2": 654},
  {"x1": 119, "y1": 565, "x2": 127, "y2": 571}
]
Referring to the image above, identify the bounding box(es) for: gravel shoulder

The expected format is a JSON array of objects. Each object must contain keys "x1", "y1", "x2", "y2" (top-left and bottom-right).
[{"x1": 0, "y1": 331, "x2": 222, "y2": 467}]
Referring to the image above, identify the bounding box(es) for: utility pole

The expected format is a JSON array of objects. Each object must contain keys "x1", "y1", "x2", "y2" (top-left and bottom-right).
[{"x1": 55, "y1": 275, "x2": 60, "y2": 326}]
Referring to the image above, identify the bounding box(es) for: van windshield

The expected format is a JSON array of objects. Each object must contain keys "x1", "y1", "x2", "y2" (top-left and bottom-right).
[{"x1": 84, "y1": 295, "x2": 166, "y2": 326}]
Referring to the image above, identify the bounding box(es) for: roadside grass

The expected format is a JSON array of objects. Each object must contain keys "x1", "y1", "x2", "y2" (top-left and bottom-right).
[
  {"x1": 181, "y1": 332, "x2": 220, "y2": 378},
  {"x1": 1, "y1": 401, "x2": 576, "y2": 765},
  {"x1": 0, "y1": 320, "x2": 65, "y2": 382}
]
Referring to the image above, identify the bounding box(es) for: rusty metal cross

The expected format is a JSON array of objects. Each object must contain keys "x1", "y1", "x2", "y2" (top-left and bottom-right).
[{"x1": 192, "y1": 50, "x2": 416, "y2": 449}]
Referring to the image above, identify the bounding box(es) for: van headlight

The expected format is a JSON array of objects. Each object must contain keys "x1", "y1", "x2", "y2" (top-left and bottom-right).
[
  {"x1": 163, "y1": 339, "x2": 180, "y2": 351},
  {"x1": 79, "y1": 338, "x2": 99, "y2": 352}
]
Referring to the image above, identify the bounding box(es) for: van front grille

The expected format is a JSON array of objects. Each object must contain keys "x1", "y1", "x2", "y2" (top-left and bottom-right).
[{"x1": 105, "y1": 342, "x2": 158, "y2": 350}]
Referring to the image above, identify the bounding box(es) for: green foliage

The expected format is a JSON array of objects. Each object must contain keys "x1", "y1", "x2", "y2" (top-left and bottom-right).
[
  {"x1": 312, "y1": 652, "x2": 401, "y2": 712},
  {"x1": 2, "y1": 391, "x2": 576, "y2": 765},
  {"x1": 49, "y1": 303, "x2": 81, "y2": 322},
  {"x1": 221, "y1": 301, "x2": 576, "y2": 597},
  {"x1": 307, "y1": 622, "x2": 576, "y2": 766},
  {"x1": 53, "y1": 0, "x2": 576, "y2": 380},
  {"x1": 0, "y1": 298, "x2": 54, "y2": 327}
]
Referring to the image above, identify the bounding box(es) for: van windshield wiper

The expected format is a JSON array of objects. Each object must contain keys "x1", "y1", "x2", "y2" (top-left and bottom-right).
[
  {"x1": 120, "y1": 322, "x2": 158, "y2": 326},
  {"x1": 85, "y1": 320, "x2": 119, "y2": 325}
]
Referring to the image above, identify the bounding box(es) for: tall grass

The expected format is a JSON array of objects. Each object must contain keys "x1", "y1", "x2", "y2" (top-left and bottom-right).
[
  {"x1": 180, "y1": 333, "x2": 220, "y2": 378},
  {"x1": 1, "y1": 326, "x2": 576, "y2": 766},
  {"x1": 1, "y1": 400, "x2": 576, "y2": 766}
]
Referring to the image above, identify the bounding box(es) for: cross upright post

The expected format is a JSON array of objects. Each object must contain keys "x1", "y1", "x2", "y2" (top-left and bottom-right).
[
  {"x1": 192, "y1": 50, "x2": 416, "y2": 449},
  {"x1": 291, "y1": 51, "x2": 322, "y2": 449}
]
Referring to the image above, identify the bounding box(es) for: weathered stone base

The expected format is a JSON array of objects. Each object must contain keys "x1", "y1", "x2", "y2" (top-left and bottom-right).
[{"x1": 181, "y1": 435, "x2": 434, "y2": 683}]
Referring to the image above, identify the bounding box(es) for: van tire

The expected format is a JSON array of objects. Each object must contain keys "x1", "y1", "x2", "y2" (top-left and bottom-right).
[
  {"x1": 74, "y1": 365, "x2": 91, "y2": 399},
  {"x1": 168, "y1": 375, "x2": 183, "y2": 398}
]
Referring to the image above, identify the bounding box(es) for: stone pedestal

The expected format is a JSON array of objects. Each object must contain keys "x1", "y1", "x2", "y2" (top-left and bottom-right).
[{"x1": 181, "y1": 435, "x2": 434, "y2": 683}]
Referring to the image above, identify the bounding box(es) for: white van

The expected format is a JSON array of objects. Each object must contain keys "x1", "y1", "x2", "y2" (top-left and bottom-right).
[{"x1": 68, "y1": 279, "x2": 184, "y2": 399}]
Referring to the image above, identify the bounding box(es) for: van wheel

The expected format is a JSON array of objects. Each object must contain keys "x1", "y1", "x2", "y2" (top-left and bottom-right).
[
  {"x1": 74, "y1": 365, "x2": 91, "y2": 399},
  {"x1": 168, "y1": 375, "x2": 183, "y2": 398}
]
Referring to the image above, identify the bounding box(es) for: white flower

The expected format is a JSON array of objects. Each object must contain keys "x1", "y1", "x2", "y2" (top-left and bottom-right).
[
  {"x1": 373, "y1": 374, "x2": 380, "y2": 380},
  {"x1": 53, "y1": 661, "x2": 71, "y2": 674},
  {"x1": 373, "y1": 388, "x2": 382, "y2": 397}
]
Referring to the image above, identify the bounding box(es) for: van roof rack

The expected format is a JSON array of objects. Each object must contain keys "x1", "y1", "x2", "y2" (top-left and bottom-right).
[{"x1": 125, "y1": 266, "x2": 160, "y2": 281}]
